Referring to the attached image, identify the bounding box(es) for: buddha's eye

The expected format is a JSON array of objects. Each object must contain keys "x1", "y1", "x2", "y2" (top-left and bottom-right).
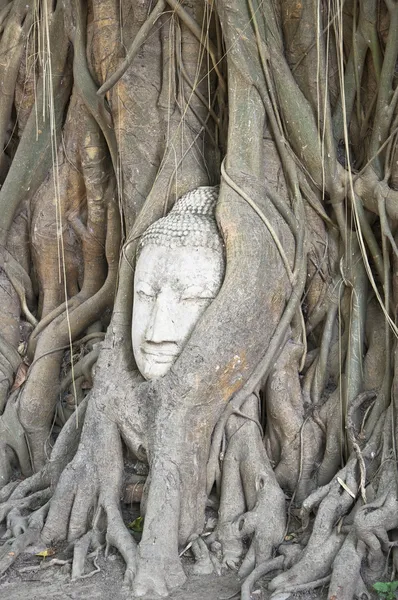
[
  {"x1": 181, "y1": 288, "x2": 215, "y2": 302},
  {"x1": 181, "y1": 296, "x2": 210, "y2": 302},
  {"x1": 137, "y1": 287, "x2": 156, "y2": 299}
]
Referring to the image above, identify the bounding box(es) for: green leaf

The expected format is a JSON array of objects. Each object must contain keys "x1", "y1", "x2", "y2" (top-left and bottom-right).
[
  {"x1": 373, "y1": 582, "x2": 390, "y2": 593},
  {"x1": 127, "y1": 516, "x2": 144, "y2": 532},
  {"x1": 390, "y1": 582, "x2": 398, "y2": 592}
]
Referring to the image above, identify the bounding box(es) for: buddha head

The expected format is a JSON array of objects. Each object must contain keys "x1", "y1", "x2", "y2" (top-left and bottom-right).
[{"x1": 132, "y1": 186, "x2": 225, "y2": 380}]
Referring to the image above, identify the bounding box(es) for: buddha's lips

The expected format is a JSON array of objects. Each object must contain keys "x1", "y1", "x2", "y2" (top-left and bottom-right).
[{"x1": 142, "y1": 347, "x2": 178, "y2": 361}]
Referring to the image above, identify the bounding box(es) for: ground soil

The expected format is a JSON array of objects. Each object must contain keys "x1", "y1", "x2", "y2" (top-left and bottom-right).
[
  {"x1": 0, "y1": 521, "x2": 330, "y2": 600},
  {"x1": 0, "y1": 554, "x2": 330, "y2": 600}
]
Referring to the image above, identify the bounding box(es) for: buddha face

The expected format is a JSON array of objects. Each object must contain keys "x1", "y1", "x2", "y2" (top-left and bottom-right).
[{"x1": 132, "y1": 244, "x2": 224, "y2": 380}]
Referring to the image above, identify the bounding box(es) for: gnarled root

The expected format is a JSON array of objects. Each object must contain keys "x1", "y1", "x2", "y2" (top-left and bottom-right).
[
  {"x1": 41, "y1": 398, "x2": 137, "y2": 586},
  {"x1": 241, "y1": 556, "x2": 284, "y2": 600},
  {"x1": 0, "y1": 394, "x2": 88, "y2": 517},
  {"x1": 212, "y1": 394, "x2": 285, "y2": 572},
  {"x1": 132, "y1": 458, "x2": 187, "y2": 597},
  {"x1": 235, "y1": 474, "x2": 285, "y2": 578},
  {"x1": 354, "y1": 485, "x2": 398, "y2": 579},
  {"x1": 328, "y1": 533, "x2": 366, "y2": 600},
  {"x1": 0, "y1": 391, "x2": 30, "y2": 488},
  {"x1": 268, "y1": 467, "x2": 357, "y2": 594}
]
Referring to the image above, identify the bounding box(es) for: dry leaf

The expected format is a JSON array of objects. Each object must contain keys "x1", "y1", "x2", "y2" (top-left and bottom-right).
[
  {"x1": 337, "y1": 477, "x2": 356, "y2": 499},
  {"x1": 11, "y1": 362, "x2": 28, "y2": 392},
  {"x1": 35, "y1": 548, "x2": 56, "y2": 558}
]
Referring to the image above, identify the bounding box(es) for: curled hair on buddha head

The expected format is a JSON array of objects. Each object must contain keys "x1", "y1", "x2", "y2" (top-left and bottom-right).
[{"x1": 137, "y1": 186, "x2": 224, "y2": 258}]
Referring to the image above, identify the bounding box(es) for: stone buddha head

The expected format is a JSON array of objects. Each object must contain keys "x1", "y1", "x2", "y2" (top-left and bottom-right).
[{"x1": 132, "y1": 186, "x2": 225, "y2": 380}]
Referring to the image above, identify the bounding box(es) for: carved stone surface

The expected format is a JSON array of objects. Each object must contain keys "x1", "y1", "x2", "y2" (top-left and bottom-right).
[{"x1": 132, "y1": 186, "x2": 225, "y2": 380}]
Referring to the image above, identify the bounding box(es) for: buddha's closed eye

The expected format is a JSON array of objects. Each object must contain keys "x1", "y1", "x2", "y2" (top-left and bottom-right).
[
  {"x1": 136, "y1": 284, "x2": 156, "y2": 299},
  {"x1": 180, "y1": 286, "x2": 215, "y2": 301}
]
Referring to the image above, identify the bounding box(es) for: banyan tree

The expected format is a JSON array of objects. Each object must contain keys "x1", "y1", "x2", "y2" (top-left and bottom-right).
[{"x1": 0, "y1": 0, "x2": 397, "y2": 598}]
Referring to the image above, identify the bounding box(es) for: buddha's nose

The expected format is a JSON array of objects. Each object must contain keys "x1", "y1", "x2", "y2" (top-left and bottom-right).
[{"x1": 145, "y1": 296, "x2": 177, "y2": 344}]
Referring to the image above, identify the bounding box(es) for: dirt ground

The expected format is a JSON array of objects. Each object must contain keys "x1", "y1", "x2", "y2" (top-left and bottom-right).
[
  {"x1": 0, "y1": 521, "x2": 329, "y2": 600},
  {"x1": 1, "y1": 551, "x2": 241, "y2": 600},
  {"x1": 0, "y1": 553, "x2": 330, "y2": 600}
]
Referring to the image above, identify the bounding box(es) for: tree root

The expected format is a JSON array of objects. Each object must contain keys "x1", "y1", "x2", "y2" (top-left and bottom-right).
[
  {"x1": 327, "y1": 533, "x2": 366, "y2": 600},
  {"x1": 0, "y1": 489, "x2": 51, "y2": 526},
  {"x1": 233, "y1": 473, "x2": 285, "y2": 572},
  {"x1": 0, "y1": 392, "x2": 31, "y2": 488},
  {"x1": 269, "y1": 575, "x2": 331, "y2": 598},
  {"x1": 191, "y1": 536, "x2": 220, "y2": 575},
  {"x1": 0, "y1": 527, "x2": 40, "y2": 577},
  {"x1": 353, "y1": 486, "x2": 398, "y2": 578},
  {"x1": 240, "y1": 556, "x2": 284, "y2": 600},
  {"x1": 39, "y1": 396, "x2": 138, "y2": 589},
  {"x1": 211, "y1": 394, "x2": 285, "y2": 572},
  {"x1": 97, "y1": 0, "x2": 167, "y2": 96},
  {"x1": 268, "y1": 468, "x2": 356, "y2": 593}
]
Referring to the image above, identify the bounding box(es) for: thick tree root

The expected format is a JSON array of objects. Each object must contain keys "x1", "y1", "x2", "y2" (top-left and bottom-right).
[
  {"x1": 268, "y1": 471, "x2": 355, "y2": 593},
  {"x1": 211, "y1": 394, "x2": 286, "y2": 571},
  {"x1": 233, "y1": 473, "x2": 285, "y2": 573},
  {"x1": 38, "y1": 397, "x2": 138, "y2": 589},
  {"x1": 0, "y1": 489, "x2": 51, "y2": 526},
  {"x1": 0, "y1": 392, "x2": 31, "y2": 487},
  {"x1": 132, "y1": 459, "x2": 187, "y2": 597},
  {"x1": 327, "y1": 533, "x2": 366, "y2": 600},
  {"x1": 240, "y1": 556, "x2": 284, "y2": 600},
  {"x1": 132, "y1": 548, "x2": 187, "y2": 597},
  {"x1": 354, "y1": 486, "x2": 398, "y2": 578},
  {"x1": 191, "y1": 536, "x2": 220, "y2": 575},
  {"x1": 269, "y1": 575, "x2": 331, "y2": 598}
]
